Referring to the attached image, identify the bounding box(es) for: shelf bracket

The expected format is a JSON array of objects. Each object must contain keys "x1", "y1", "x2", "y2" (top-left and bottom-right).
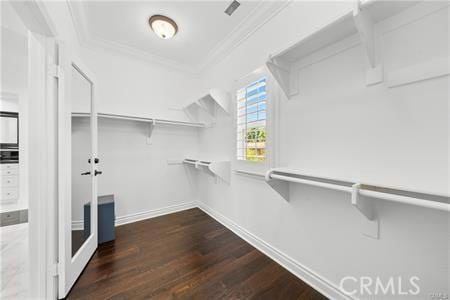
[
  {"x1": 194, "y1": 100, "x2": 209, "y2": 113},
  {"x1": 266, "y1": 57, "x2": 298, "y2": 100},
  {"x1": 146, "y1": 119, "x2": 156, "y2": 144},
  {"x1": 209, "y1": 161, "x2": 231, "y2": 184},
  {"x1": 182, "y1": 88, "x2": 230, "y2": 127},
  {"x1": 353, "y1": 1, "x2": 383, "y2": 86},
  {"x1": 183, "y1": 159, "x2": 230, "y2": 184},
  {"x1": 352, "y1": 183, "x2": 379, "y2": 239},
  {"x1": 265, "y1": 170, "x2": 290, "y2": 201},
  {"x1": 209, "y1": 89, "x2": 231, "y2": 115}
]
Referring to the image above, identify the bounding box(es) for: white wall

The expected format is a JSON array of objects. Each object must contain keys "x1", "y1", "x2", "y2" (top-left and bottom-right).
[
  {"x1": 1, "y1": 1, "x2": 29, "y2": 213},
  {"x1": 44, "y1": 2, "x2": 203, "y2": 121},
  {"x1": 43, "y1": 2, "x2": 203, "y2": 223},
  {"x1": 197, "y1": 1, "x2": 449, "y2": 299},
  {"x1": 41, "y1": 1, "x2": 449, "y2": 299},
  {"x1": 71, "y1": 117, "x2": 199, "y2": 223},
  {"x1": 79, "y1": 46, "x2": 202, "y2": 122}
]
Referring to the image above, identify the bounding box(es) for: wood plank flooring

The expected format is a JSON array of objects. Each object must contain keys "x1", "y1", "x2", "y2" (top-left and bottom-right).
[{"x1": 68, "y1": 208, "x2": 327, "y2": 300}]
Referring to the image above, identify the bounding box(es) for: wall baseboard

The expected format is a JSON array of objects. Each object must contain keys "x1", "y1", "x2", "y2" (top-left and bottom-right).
[
  {"x1": 197, "y1": 202, "x2": 354, "y2": 300},
  {"x1": 115, "y1": 201, "x2": 197, "y2": 227},
  {"x1": 108, "y1": 201, "x2": 353, "y2": 300},
  {"x1": 71, "y1": 220, "x2": 84, "y2": 231}
]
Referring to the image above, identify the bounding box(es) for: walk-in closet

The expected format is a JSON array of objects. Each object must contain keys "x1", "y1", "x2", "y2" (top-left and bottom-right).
[{"x1": 0, "y1": 1, "x2": 448, "y2": 299}]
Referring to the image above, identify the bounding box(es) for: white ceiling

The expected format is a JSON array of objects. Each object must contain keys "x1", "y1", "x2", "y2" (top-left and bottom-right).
[{"x1": 68, "y1": 0, "x2": 289, "y2": 73}]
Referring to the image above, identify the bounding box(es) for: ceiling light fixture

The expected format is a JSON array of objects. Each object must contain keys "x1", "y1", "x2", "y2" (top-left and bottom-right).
[{"x1": 148, "y1": 15, "x2": 178, "y2": 39}]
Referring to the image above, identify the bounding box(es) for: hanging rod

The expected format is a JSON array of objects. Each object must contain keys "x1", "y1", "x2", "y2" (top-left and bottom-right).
[
  {"x1": 234, "y1": 169, "x2": 266, "y2": 178},
  {"x1": 72, "y1": 112, "x2": 206, "y2": 128},
  {"x1": 182, "y1": 159, "x2": 231, "y2": 184},
  {"x1": 265, "y1": 169, "x2": 449, "y2": 212},
  {"x1": 183, "y1": 159, "x2": 198, "y2": 166},
  {"x1": 182, "y1": 159, "x2": 211, "y2": 166}
]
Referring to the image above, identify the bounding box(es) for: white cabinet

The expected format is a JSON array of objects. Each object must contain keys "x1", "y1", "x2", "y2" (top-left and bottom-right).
[
  {"x1": 1, "y1": 188, "x2": 18, "y2": 201},
  {"x1": 0, "y1": 164, "x2": 19, "y2": 203}
]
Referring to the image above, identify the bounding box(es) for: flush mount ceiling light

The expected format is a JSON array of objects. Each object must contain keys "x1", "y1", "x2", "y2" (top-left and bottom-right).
[{"x1": 148, "y1": 15, "x2": 178, "y2": 39}]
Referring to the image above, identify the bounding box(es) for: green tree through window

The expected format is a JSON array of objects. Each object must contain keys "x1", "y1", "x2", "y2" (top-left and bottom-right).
[{"x1": 236, "y1": 76, "x2": 267, "y2": 162}]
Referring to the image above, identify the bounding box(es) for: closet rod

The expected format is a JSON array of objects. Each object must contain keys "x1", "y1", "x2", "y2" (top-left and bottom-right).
[
  {"x1": 267, "y1": 172, "x2": 449, "y2": 212},
  {"x1": 72, "y1": 112, "x2": 205, "y2": 127},
  {"x1": 155, "y1": 119, "x2": 205, "y2": 127},
  {"x1": 235, "y1": 170, "x2": 265, "y2": 177},
  {"x1": 182, "y1": 160, "x2": 211, "y2": 166}
]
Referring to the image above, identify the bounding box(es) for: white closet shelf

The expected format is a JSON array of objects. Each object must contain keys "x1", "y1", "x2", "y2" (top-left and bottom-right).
[
  {"x1": 72, "y1": 112, "x2": 206, "y2": 128},
  {"x1": 265, "y1": 168, "x2": 449, "y2": 239},
  {"x1": 266, "y1": 0, "x2": 419, "y2": 99},
  {"x1": 183, "y1": 158, "x2": 231, "y2": 184},
  {"x1": 183, "y1": 89, "x2": 231, "y2": 125}
]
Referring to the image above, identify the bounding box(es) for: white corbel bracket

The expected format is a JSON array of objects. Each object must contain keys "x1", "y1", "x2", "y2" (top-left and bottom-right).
[
  {"x1": 146, "y1": 119, "x2": 156, "y2": 144},
  {"x1": 352, "y1": 183, "x2": 375, "y2": 220},
  {"x1": 183, "y1": 104, "x2": 216, "y2": 128},
  {"x1": 352, "y1": 183, "x2": 379, "y2": 239},
  {"x1": 265, "y1": 170, "x2": 290, "y2": 201},
  {"x1": 266, "y1": 56, "x2": 299, "y2": 99},
  {"x1": 353, "y1": 1, "x2": 383, "y2": 86}
]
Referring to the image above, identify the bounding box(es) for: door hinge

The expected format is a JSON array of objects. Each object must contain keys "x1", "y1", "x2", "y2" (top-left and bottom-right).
[
  {"x1": 48, "y1": 64, "x2": 62, "y2": 78},
  {"x1": 50, "y1": 263, "x2": 60, "y2": 277}
]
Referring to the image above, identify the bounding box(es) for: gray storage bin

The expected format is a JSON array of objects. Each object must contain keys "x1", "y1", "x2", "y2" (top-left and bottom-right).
[{"x1": 84, "y1": 194, "x2": 115, "y2": 244}]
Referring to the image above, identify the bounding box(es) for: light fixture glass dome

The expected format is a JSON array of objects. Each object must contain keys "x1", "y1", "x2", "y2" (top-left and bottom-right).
[{"x1": 149, "y1": 15, "x2": 178, "y2": 39}]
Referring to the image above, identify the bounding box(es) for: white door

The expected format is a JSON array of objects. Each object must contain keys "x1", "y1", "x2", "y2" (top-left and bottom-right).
[{"x1": 57, "y1": 45, "x2": 99, "y2": 298}]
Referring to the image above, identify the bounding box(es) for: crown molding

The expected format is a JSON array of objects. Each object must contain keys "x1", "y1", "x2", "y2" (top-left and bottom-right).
[
  {"x1": 67, "y1": 1, "x2": 197, "y2": 74},
  {"x1": 86, "y1": 35, "x2": 198, "y2": 74},
  {"x1": 67, "y1": 0, "x2": 291, "y2": 75},
  {"x1": 197, "y1": 0, "x2": 291, "y2": 72}
]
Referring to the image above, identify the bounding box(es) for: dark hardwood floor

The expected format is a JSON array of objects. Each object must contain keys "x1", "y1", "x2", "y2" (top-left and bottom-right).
[{"x1": 68, "y1": 208, "x2": 327, "y2": 300}]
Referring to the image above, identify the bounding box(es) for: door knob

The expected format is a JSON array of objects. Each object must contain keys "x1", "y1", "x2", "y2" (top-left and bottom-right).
[
  {"x1": 88, "y1": 158, "x2": 100, "y2": 164},
  {"x1": 81, "y1": 171, "x2": 91, "y2": 175}
]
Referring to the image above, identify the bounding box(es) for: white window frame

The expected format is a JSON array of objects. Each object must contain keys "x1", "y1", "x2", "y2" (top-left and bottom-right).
[{"x1": 233, "y1": 66, "x2": 280, "y2": 174}]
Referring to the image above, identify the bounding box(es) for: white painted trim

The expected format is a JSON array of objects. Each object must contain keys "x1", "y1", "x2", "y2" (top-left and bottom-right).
[
  {"x1": 115, "y1": 201, "x2": 197, "y2": 227},
  {"x1": 103, "y1": 201, "x2": 354, "y2": 300},
  {"x1": 387, "y1": 56, "x2": 450, "y2": 88},
  {"x1": 183, "y1": 159, "x2": 231, "y2": 184},
  {"x1": 10, "y1": 0, "x2": 57, "y2": 37},
  {"x1": 28, "y1": 32, "x2": 50, "y2": 300},
  {"x1": 66, "y1": 0, "x2": 290, "y2": 74},
  {"x1": 71, "y1": 220, "x2": 84, "y2": 231},
  {"x1": 57, "y1": 45, "x2": 99, "y2": 298},
  {"x1": 377, "y1": 1, "x2": 449, "y2": 35},
  {"x1": 11, "y1": 2, "x2": 64, "y2": 299},
  {"x1": 197, "y1": 202, "x2": 354, "y2": 300},
  {"x1": 234, "y1": 67, "x2": 279, "y2": 173},
  {"x1": 74, "y1": 202, "x2": 197, "y2": 229},
  {"x1": 197, "y1": 0, "x2": 291, "y2": 72}
]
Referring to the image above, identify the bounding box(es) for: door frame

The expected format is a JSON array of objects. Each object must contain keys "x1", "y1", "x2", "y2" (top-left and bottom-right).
[
  {"x1": 57, "y1": 50, "x2": 98, "y2": 298},
  {"x1": 10, "y1": 1, "x2": 58, "y2": 299}
]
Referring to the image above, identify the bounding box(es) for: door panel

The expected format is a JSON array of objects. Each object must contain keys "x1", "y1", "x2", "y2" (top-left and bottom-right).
[
  {"x1": 71, "y1": 64, "x2": 93, "y2": 257},
  {"x1": 58, "y1": 45, "x2": 98, "y2": 298}
]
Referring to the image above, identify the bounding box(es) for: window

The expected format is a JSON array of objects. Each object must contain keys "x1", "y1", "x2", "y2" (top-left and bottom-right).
[{"x1": 236, "y1": 77, "x2": 267, "y2": 162}]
